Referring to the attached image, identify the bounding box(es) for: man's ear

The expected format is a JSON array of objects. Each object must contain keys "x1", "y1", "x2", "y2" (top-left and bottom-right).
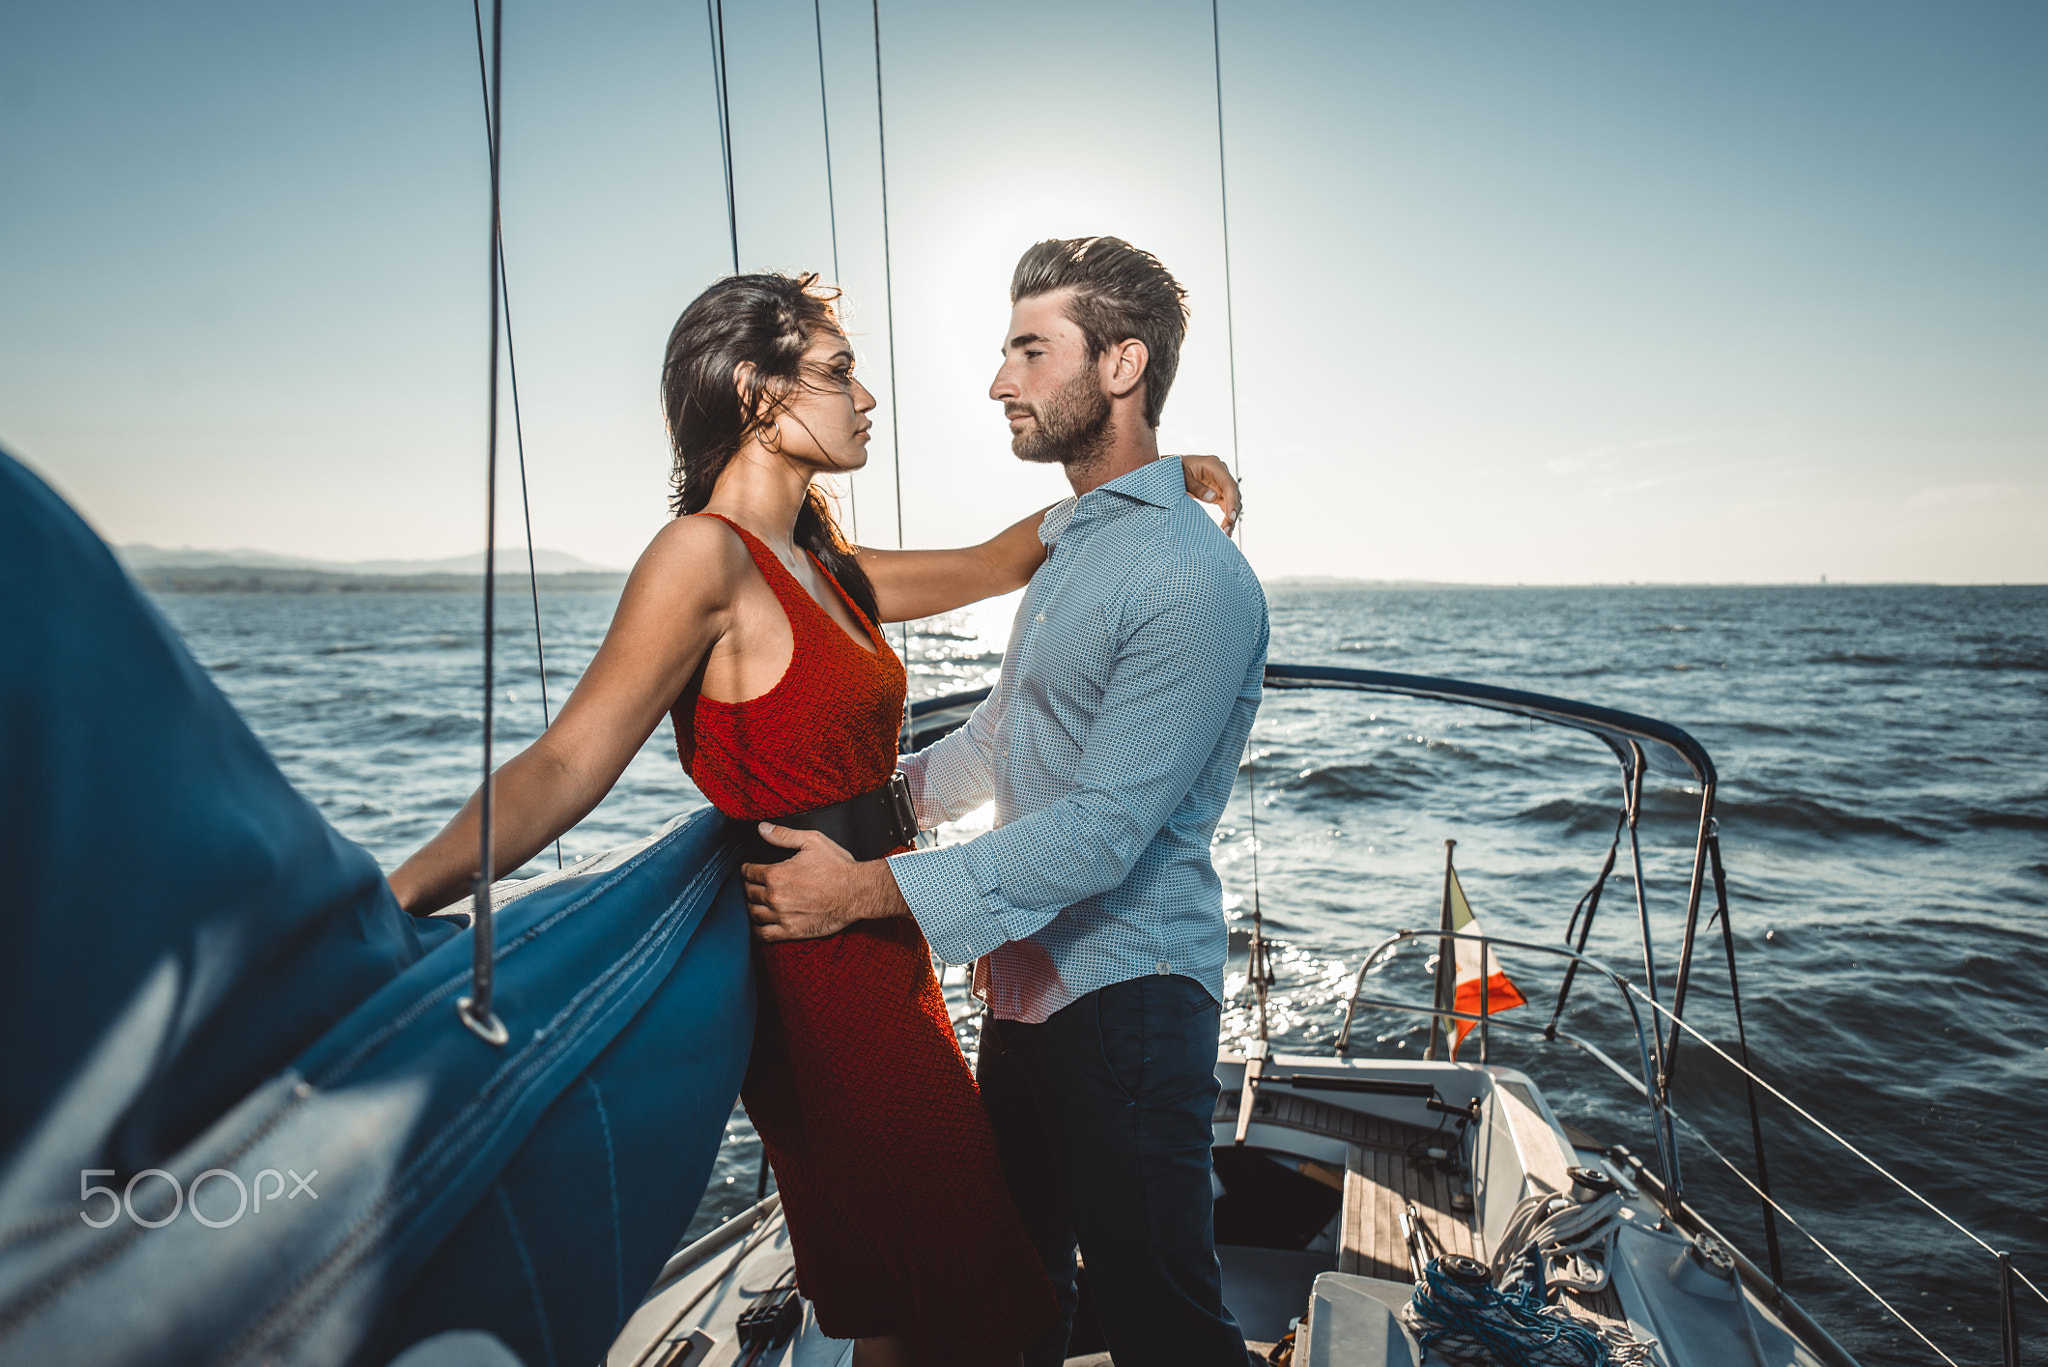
[{"x1": 1103, "y1": 339, "x2": 1149, "y2": 401}]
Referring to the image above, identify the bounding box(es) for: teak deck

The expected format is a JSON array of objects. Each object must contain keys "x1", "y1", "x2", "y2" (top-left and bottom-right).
[
  {"x1": 1339, "y1": 1135, "x2": 1481, "y2": 1280},
  {"x1": 1213, "y1": 1082, "x2": 1633, "y2": 1332},
  {"x1": 1214, "y1": 1086, "x2": 1482, "y2": 1280}
]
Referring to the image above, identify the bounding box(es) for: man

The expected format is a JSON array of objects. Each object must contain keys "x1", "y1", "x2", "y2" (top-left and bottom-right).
[{"x1": 745, "y1": 236, "x2": 1269, "y2": 1367}]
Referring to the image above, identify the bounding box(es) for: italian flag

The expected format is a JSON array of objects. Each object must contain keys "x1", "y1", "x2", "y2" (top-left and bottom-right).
[{"x1": 1442, "y1": 860, "x2": 1526, "y2": 1059}]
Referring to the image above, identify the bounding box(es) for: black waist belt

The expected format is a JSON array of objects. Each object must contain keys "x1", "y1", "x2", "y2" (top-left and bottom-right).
[{"x1": 728, "y1": 772, "x2": 920, "y2": 865}]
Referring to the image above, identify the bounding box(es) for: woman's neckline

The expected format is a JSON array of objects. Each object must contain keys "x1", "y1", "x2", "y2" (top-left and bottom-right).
[{"x1": 698, "y1": 512, "x2": 881, "y2": 660}]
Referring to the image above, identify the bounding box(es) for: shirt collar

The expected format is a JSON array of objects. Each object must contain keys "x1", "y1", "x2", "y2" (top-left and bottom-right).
[{"x1": 1038, "y1": 457, "x2": 1184, "y2": 547}]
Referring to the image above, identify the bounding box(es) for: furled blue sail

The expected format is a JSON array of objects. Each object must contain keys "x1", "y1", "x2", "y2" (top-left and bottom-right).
[{"x1": 0, "y1": 449, "x2": 753, "y2": 1366}]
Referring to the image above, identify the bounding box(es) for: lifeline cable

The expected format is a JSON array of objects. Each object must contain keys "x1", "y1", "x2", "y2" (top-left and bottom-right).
[
  {"x1": 1658, "y1": 1101, "x2": 1963, "y2": 1367},
  {"x1": 1629, "y1": 980, "x2": 2030, "y2": 1280},
  {"x1": 1210, "y1": 0, "x2": 1270, "y2": 1040},
  {"x1": 469, "y1": 0, "x2": 560, "y2": 868},
  {"x1": 460, "y1": 0, "x2": 508, "y2": 1045}
]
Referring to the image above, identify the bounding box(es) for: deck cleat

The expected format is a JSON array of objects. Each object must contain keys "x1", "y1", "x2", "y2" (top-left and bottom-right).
[{"x1": 733, "y1": 1286, "x2": 803, "y2": 1353}]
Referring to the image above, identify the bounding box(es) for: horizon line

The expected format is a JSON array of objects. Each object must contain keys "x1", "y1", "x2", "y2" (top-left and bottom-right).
[{"x1": 115, "y1": 545, "x2": 2044, "y2": 590}]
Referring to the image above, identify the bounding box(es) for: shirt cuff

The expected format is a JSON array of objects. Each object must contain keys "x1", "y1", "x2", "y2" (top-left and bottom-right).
[
  {"x1": 897, "y1": 749, "x2": 939, "y2": 830},
  {"x1": 887, "y1": 844, "x2": 1008, "y2": 965}
]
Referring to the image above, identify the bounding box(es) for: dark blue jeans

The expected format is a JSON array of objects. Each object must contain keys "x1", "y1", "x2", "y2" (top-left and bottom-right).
[{"x1": 976, "y1": 974, "x2": 1253, "y2": 1367}]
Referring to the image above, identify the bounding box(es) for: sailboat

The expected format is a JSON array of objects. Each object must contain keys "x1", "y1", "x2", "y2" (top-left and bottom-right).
[{"x1": 593, "y1": 670, "x2": 1946, "y2": 1367}]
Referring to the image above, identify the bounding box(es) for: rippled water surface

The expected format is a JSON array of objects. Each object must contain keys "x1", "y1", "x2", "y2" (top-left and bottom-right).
[{"x1": 151, "y1": 582, "x2": 2048, "y2": 1365}]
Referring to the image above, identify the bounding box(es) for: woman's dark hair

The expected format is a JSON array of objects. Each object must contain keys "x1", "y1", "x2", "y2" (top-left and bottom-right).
[{"x1": 660, "y1": 272, "x2": 880, "y2": 627}]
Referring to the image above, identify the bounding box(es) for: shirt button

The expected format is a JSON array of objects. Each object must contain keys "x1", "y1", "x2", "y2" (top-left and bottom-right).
[
  {"x1": 1036, "y1": 612, "x2": 1046, "y2": 622},
  {"x1": 1157, "y1": 961, "x2": 1171, "y2": 974}
]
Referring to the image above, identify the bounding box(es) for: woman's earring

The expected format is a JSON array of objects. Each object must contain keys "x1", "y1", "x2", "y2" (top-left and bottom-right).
[{"x1": 761, "y1": 419, "x2": 781, "y2": 452}]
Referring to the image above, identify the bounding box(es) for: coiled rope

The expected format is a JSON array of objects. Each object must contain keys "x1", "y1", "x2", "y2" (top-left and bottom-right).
[
  {"x1": 1491, "y1": 1189, "x2": 1626, "y2": 1295},
  {"x1": 1401, "y1": 1256, "x2": 1653, "y2": 1367}
]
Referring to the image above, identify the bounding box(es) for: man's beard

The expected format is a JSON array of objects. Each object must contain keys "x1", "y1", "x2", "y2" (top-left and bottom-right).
[{"x1": 1010, "y1": 366, "x2": 1114, "y2": 470}]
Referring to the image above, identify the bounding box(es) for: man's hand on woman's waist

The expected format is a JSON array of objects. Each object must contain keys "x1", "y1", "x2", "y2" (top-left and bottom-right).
[{"x1": 743, "y1": 823, "x2": 911, "y2": 942}]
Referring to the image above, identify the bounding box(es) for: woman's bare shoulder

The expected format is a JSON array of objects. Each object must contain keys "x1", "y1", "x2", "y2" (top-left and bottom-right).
[{"x1": 622, "y1": 514, "x2": 754, "y2": 609}]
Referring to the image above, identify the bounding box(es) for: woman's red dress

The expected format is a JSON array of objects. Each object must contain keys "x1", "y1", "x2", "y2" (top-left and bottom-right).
[{"x1": 673, "y1": 515, "x2": 1055, "y2": 1367}]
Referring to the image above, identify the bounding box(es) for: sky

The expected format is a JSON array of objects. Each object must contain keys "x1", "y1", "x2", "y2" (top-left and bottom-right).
[{"x1": 2, "y1": 0, "x2": 2043, "y2": 584}]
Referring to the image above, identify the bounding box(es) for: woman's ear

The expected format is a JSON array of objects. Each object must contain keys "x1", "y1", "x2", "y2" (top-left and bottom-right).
[{"x1": 732, "y1": 360, "x2": 758, "y2": 415}]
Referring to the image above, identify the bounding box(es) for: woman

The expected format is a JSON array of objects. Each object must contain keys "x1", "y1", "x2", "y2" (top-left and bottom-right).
[{"x1": 389, "y1": 273, "x2": 1238, "y2": 1367}]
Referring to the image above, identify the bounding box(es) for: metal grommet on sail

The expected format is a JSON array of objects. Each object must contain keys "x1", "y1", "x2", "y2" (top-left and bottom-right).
[{"x1": 456, "y1": 995, "x2": 509, "y2": 1047}]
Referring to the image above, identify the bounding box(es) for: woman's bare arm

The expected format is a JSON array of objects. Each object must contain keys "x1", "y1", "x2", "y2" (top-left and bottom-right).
[
  {"x1": 387, "y1": 518, "x2": 745, "y2": 914},
  {"x1": 855, "y1": 455, "x2": 1242, "y2": 623},
  {"x1": 855, "y1": 506, "x2": 1051, "y2": 624}
]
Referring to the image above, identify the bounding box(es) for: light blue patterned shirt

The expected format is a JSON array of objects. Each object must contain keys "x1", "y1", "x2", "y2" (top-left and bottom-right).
[{"x1": 888, "y1": 457, "x2": 1269, "y2": 1024}]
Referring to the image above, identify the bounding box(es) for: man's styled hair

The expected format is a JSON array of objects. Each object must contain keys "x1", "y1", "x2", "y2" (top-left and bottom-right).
[{"x1": 1010, "y1": 237, "x2": 1190, "y2": 431}]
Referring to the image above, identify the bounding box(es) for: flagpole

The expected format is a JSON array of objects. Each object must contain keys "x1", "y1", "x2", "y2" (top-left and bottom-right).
[
  {"x1": 1428, "y1": 838, "x2": 1456, "y2": 1061},
  {"x1": 1480, "y1": 936, "x2": 1491, "y2": 1064}
]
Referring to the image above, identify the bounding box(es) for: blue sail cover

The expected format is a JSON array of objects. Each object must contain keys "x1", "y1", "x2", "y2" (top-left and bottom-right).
[{"x1": 0, "y1": 450, "x2": 754, "y2": 1366}]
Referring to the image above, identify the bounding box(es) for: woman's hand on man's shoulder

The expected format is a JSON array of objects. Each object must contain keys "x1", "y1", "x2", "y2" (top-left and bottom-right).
[{"x1": 1173, "y1": 454, "x2": 1240, "y2": 535}]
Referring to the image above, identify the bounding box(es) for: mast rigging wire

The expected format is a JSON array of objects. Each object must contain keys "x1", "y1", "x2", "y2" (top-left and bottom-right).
[
  {"x1": 470, "y1": 0, "x2": 560, "y2": 870},
  {"x1": 459, "y1": 0, "x2": 510, "y2": 1046},
  {"x1": 699, "y1": 20, "x2": 766, "y2": 1179},
  {"x1": 707, "y1": 0, "x2": 739, "y2": 272},
  {"x1": 812, "y1": 0, "x2": 855, "y2": 540},
  {"x1": 1211, "y1": 0, "x2": 1244, "y2": 486},
  {"x1": 1210, "y1": 0, "x2": 1270, "y2": 1042},
  {"x1": 869, "y1": 0, "x2": 914, "y2": 751}
]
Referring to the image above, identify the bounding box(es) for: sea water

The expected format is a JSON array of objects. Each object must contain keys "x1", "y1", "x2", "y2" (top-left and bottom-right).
[{"x1": 150, "y1": 581, "x2": 2047, "y2": 1365}]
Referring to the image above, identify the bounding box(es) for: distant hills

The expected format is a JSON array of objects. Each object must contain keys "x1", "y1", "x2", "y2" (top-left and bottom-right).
[
  {"x1": 118, "y1": 545, "x2": 623, "y2": 575},
  {"x1": 118, "y1": 544, "x2": 628, "y2": 593}
]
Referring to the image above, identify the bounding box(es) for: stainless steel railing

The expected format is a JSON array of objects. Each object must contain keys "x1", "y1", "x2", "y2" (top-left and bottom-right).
[{"x1": 1332, "y1": 928, "x2": 1678, "y2": 1195}]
